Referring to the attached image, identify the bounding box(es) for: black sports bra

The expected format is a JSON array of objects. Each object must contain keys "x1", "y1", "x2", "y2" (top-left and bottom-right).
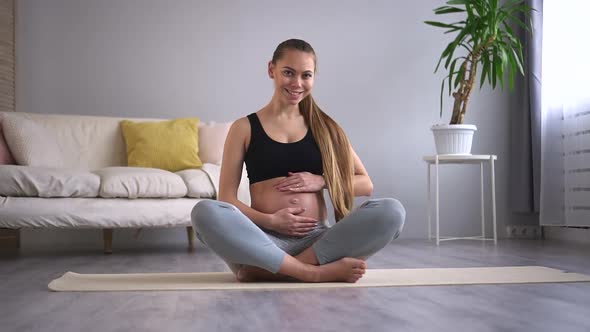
[{"x1": 244, "y1": 113, "x2": 323, "y2": 184}]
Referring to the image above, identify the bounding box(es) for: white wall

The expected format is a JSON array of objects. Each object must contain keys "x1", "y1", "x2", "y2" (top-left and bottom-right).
[{"x1": 15, "y1": 0, "x2": 517, "y2": 248}]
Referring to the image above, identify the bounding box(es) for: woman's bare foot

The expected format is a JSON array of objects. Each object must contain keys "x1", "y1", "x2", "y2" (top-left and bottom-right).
[
  {"x1": 238, "y1": 257, "x2": 367, "y2": 283},
  {"x1": 307, "y1": 257, "x2": 367, "y2": 283},
  {"x1": 236, "y1": 266, "x2": 296, "y2": 282}
]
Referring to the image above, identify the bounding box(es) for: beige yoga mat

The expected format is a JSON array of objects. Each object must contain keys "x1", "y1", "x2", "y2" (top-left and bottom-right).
[{"x1": 48, "y1": 266, "x2": 590, "y2": 292}]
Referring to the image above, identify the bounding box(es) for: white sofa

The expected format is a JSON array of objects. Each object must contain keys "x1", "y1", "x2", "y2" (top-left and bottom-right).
[{"x1": 0, "y1": 111, "x2": 249, "y2": 253}]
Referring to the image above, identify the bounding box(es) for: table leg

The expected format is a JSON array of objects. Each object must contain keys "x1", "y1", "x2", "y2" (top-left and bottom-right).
[
  {"x1": 491, "y1": 156, "x2": 497, "y2": 245},
  {"x1": 435, "y1": 155, "x2": 440, "y2": 246},
  {"x1": 427, "y1": 163, "x2": 431, "y2": 240},
  {"x1": 480, "y1": 162, "x2": 485, "y2": 239}
]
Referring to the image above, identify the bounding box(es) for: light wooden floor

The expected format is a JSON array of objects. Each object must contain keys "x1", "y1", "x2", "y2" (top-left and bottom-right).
[{"x1": 1, "y1": 238, "x2": 589, "y2": 332}]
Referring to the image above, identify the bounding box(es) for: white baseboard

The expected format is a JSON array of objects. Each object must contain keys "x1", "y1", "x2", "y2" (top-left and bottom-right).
[{"x1": 544, "y1": 226, "x2": 590, "y2": 245}]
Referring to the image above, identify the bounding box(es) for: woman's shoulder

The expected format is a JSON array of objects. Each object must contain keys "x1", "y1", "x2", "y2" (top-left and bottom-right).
[
  {"x1": 231, "y1": 116, "x2": 250, "y2": 131},
  {"x1": 226, "y1": 116, "x2": 253, "y2": 141},
  {"x1": 231, "y1": 111, "x2": 262, "y2": 131}
]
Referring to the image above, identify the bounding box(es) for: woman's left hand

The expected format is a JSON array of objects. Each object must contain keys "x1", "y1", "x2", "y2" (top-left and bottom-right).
[{"x1": 274, "y1": 172, "x2": 325, "y2": 193}]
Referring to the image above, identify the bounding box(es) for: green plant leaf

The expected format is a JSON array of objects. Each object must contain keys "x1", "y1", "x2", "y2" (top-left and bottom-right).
[
  {"x1": 440, "y1": 79, "x2": 445, "y2": 117},
  {"x1": 471, "y1": 1, "x2": 485, "y2": 17},
  {"x1": 444, "y1": 46, "x2": 458, "y2": 69},
  {"x1": 490, "y1": 0, "x2": 499, "y2": 12},
  {"x1": 424, "y1": 21, "x2": 461, "y2": 29},
  {"x1": 487, "y1": 52, "x2": 494, "y2": 86},
  {"x1": 447, "y1": 0, "x2": 468, "y2": 5},
  {"x1": 491, "y1": 53, "x2": 497, "y2": 89},
  {"x1": 466, "y1": 17, "x2": 485, "y2": 46},
  {"x1": 454, "y1": 65, "x2": 465, "y2": 89},
  {"x1": 515, "y1": 38, "x2": 525, "y2": 72},
  {"x1": 443, "y1": 28, "x2": 469, "y2": 69},
  {"x1": 505, "y1": 13, "x2": 529, "y2": 30},
  {"x1": 464, "y1": 2, "x2": 474, "y2": 21},
  {"x1": 434, "y1": 39, "x2": 458, "y2": 73},
  {"x1": 480, "y1": 57, "x2": 489, "y2": 89},
  {"x1": 494, "y1": 49, "x2": 504, "y2": 90},
  {"x1": 444, "y1": 27, "x2": 462, "y2": 34},
  {"x1": 507, "y1": 3, "x2": 533, "y2": 15},
  {"x1": 505, "y1": 45, "x2": 517, "y2": 90},
  {"x1": 459, "y1": 43, "x2": 473, "y2": 52},
  {"x1": 435, "y1": 7, "x2": 465, "y2": 14},
  {"x1": 501, "y1": 21, "x2": 516, "y2": 41},
  {"x1": 510, "y1": 46, "x2": 524, "y2": 74},
  {"x1": 501, "y1": 29, "x2": 519, "y2": 47},
  {"x1": 448, "y1": 58, "x2": 460, "y2": 96},
  {"x1": 435, "y1": 39, "x2": 456, "y2": 72},
  {"x1": 434, "y1": 5, "x2": 451, "y2": 11},
  {"x1": 500, "y1": 45, "x2": 508, "y2": 68}
]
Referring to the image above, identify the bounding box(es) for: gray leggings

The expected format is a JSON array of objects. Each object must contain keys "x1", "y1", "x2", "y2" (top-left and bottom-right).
[{"x1": 191, "y1": 198, "x2": 405, "y2": 274}]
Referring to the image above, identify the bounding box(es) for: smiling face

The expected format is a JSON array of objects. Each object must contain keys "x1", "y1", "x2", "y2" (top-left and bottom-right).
[{"x1": 269, "y1": 49, "x2": 316, "y2": 106}]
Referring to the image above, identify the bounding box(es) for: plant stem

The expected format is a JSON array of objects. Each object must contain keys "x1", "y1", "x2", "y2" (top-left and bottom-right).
[{"x1": 449, "y1": 35, "x2": 497, "y2": 125}]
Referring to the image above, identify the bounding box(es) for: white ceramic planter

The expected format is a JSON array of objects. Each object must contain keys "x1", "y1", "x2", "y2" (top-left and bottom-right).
[{"x1": 431, "y1": 124, "x2": 477, "y2": 155}]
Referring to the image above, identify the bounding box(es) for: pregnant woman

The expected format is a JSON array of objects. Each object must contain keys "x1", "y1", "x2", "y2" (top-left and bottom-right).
[{"x1": 191, "y1": 38, "x2": 406, "y2": 283}]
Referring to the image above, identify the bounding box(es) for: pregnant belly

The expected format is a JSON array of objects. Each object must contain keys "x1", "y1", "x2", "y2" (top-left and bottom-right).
[{"x1": 250, "y1": 177, "x2": 327, "y2": 221}]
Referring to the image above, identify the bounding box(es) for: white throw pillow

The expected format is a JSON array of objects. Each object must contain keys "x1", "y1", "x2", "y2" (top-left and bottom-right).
[
  {"x1": 95, "y1": 167, "x2": 188, "y2": 199},
  {"x1": 176, "y1": 168, "x2": 216, "y2": 198},
  {"x1": 1, "y1": 114, "x2": 65, "y2": 167},
  {"x1": 0, "y1": 165, "x2": 99, "y2": 197},
  {"x1": 198, "y1": 122, "x2": 231, "y2": 165}
]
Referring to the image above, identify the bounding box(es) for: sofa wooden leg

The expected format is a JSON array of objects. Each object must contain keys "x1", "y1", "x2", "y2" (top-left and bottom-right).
[
  {"x1": 186, "y1": 226, "x2": 195, "y2": 250},
  {"x1": 103, "y1": 229, "x2": 113, "y2": 254},
  {"x1": 0, "y1": 228, "x2": 20, "y2": 249}
]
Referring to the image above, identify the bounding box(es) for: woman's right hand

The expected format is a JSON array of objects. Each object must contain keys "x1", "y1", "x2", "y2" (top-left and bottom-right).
[{"x1": 269, "y1": 207, "x2": 318, "y2": 237}]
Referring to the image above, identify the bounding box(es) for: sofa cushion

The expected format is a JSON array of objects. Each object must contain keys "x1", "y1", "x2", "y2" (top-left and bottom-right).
[
  {"x1": 95, "y1": 167, "x2": 188, "y2": 198},
  {"x1": 0, "y1": 116, "x2": 16, "y2": 165},
  {"x1": 0, "y1": 165, "x2": 99, "y2": 197},
  {"x1": 176, "y1": 168, "x2": 216, "y2": 198},
  {"x1": 198, "y1": 122, "x2": 231, "y2": 165},
  {"x1": 1, "y1": 113, "x2": 66, "y2": 167},
  {"x1": 0, "y1": 197, "x2": 200, "y2": 228},
  {"x1": 120, "y1": 118, "x2": 203, "y2": 172}
]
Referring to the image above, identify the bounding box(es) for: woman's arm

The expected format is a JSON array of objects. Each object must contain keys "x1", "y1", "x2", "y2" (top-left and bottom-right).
[
  {"x1": 351, "y1": 146, "x2": 373, "y2": 197},
  {"x1": 217, "y1": 118, "x2": 274, "y2": 229},
  {"x1": 273, "y1": 145, "x2": 373, "y2": 197}
]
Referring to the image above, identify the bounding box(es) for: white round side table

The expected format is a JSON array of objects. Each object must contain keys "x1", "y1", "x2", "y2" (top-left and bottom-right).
[{"x1": 423, "y1": 154, "x2": 498, "y2": 246}]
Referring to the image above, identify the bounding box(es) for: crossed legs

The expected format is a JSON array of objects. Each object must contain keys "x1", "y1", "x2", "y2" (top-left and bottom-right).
[
  {"x1": 191, "y1": 198, "x2": 405, "y2": 283},
  {"x1": 236, "y1": 244, "x2": 324, "y2": 282}
]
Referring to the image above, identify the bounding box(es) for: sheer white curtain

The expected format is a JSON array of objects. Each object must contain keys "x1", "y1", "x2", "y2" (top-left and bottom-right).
[{"x1": 541, "y1": 0, "x2": 590, "y2": 226}]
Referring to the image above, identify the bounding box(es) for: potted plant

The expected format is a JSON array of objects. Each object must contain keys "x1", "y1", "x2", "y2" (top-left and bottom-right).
[{"x1": 425, "y1": 0, "x2": 533, "y2": 154}]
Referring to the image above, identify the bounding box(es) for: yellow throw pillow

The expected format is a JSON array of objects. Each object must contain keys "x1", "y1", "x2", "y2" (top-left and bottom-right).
[{"x1": 120, "y1": 118, "x2": 202, "y2": 172}]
